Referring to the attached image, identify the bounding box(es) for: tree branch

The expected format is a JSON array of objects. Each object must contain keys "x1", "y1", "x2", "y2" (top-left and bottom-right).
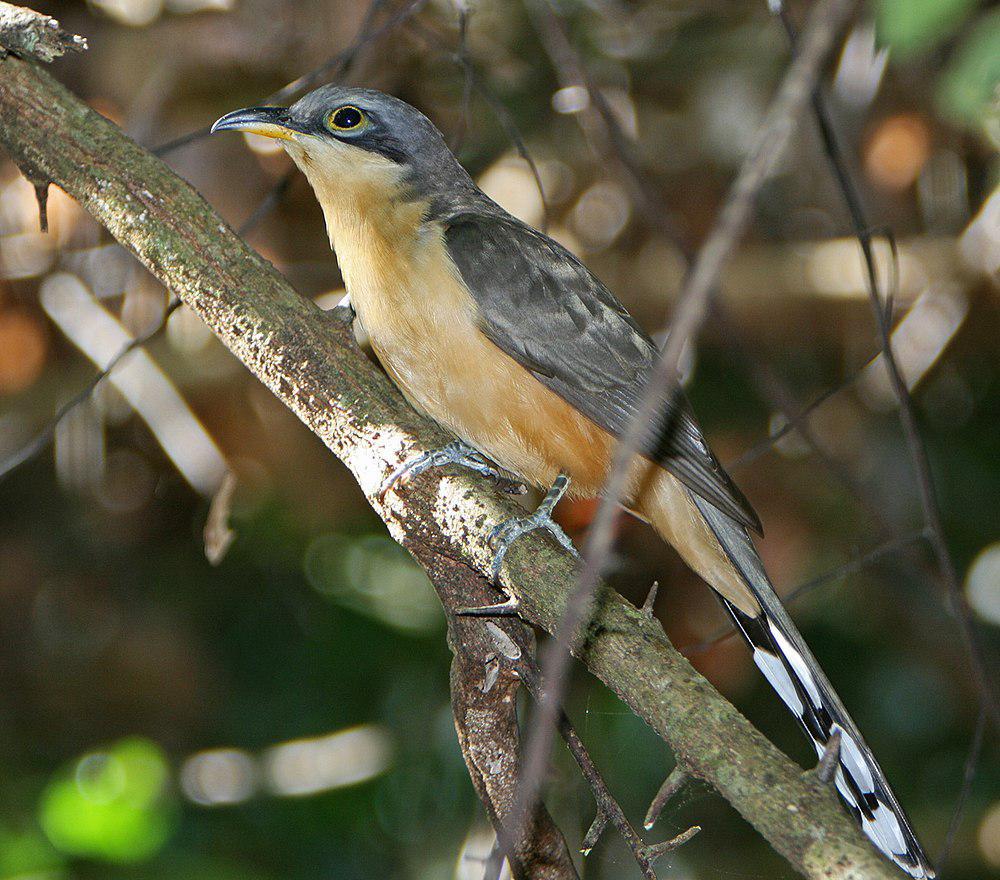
[
  {"x1": 439, "y1": 556, "x2": 579, "y2": 879},
  {"x1": 0, "y1": 49, "x2": 899, "y2": 879}
]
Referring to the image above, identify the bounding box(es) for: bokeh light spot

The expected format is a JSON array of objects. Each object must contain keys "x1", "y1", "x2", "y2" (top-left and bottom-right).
[
  {"x1": 180, "y1": 749, "x2": 257, "y2": 806},
  {"x1": 0, "y1": 309, "x2": 47, "y2": 394},
  {"x1": 864, "y1": 114, "x2": 932, "y2": 191},
  {"x1": 39, "y1": 738, "x2": 176, "y2": 863},
  {"x1": 978, "y1": 801, "x2": 1000, "y2": 867},
  {"x1": 966, "y1": 542, "x2": 1000, "y2": 627},
  {"x1": 304, "y1": 533, "x2": 442, "y2": 634}
]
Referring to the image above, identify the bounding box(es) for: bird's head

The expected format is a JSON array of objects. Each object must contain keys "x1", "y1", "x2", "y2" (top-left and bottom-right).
[{"x1": 212, "y1": 86, "x2": 477, "y2": 223}]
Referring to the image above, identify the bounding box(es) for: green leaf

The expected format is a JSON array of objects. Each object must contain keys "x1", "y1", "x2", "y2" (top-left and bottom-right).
[
  {"x1": 937, "y1": 10, "x2": 1000, "y2": 130},
  {"x1": 38, "y1": 738, "x2": 177, "y2": 864},
  {"x1": 875, "y1": 0, "x2": 979, "y2": 56}
]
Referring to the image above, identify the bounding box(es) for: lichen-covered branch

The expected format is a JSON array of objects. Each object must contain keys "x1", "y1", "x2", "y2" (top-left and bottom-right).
[{"x1": 0, "y1": 50, "x2": 899, "y2": 879}]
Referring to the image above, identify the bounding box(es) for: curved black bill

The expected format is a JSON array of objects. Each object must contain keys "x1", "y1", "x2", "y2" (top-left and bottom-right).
[{"x1": 210, "y1": 106, "x2": 303, "y2": 140}]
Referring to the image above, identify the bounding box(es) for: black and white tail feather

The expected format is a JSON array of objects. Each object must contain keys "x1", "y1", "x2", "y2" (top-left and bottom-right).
[{"x1": 693, "y1": 496, "x2": 935, "y2": 879}]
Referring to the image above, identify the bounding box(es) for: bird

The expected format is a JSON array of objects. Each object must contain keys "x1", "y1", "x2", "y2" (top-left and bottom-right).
[{"x1": 212, "y1": 86, "x2": 934, "y2": 879}]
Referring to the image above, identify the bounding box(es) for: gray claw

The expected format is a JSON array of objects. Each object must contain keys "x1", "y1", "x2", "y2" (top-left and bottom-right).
[
  {"x1": 379, "y1": 440, "x2": 522, "y2": 500},
  {"x1": 488, "y1": 474, "x2": 578, "y2": 582},
  {"x1": 488, "y1": 513, "x2": 578, "y2": 582}
]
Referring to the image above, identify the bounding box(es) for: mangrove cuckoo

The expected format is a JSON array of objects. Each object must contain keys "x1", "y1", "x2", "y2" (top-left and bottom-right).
[{"x1": 212, "y1": 87, "x2": 933, "y2": 878}]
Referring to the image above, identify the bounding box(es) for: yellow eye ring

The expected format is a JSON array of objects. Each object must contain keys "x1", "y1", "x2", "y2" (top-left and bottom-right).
[{"x1": 327, "y1": 105, "x2": 366, "y2": 131}]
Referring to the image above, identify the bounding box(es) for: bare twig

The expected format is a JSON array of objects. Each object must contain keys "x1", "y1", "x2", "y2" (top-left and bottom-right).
[
  {"x1": 937, "y1": 703, "x2": 987, "y2": 871},
  {"x1": 721, "y1": 315, "x2": 895, "y2": 532},
  {"x1": 517, "y1": 653, "x2": 698, "y2": 879},
  {"x1": 525, "y1": 0, "x2": 687, "y2": 248},
  {"x1": 641, "y1": 580, "x2": 659, "y2": 617},
  {"x1": 774, "y1": 0, "x2": 1000, "y2": 730},
  {"x1": 815, "y1": 729, "x2": 842, "y2": 784},
  {"x1": 408, "y1": 18, "x2": 550, "y2": 231},
  {"x1": 726, "y1": 229, "x2": 899, "y2": 477},
  {"x1": 728, "y1": 375, "x2": 856, "y2": 472},
  {"x1": 513, "y1": 0, "x2": 860, "y2": 849},
  {"x1": 154, "y1": 0, "x2": 425, "y2": 156},
  {"x1": 644, "y1": 765, "x2": 691, "y2": 830},
  {"x1": 448, "y1": 0, "x2": 473, "y2": 153},
  {"x1": 680, "y1": 528, "x2": 928, "y2": 657}
]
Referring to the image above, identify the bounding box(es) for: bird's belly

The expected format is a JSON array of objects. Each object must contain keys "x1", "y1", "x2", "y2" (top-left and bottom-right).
[
  {"x1": 360, "y1": 302, "x2": 612, "y2": 494},
  {"x1": 340, "y1": 224, "x2": 613, "y2": 495}
]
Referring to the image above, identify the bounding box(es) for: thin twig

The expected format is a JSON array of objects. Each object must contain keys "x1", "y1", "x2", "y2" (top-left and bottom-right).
[
  {"x1": 644, "y1": 765, "x2": 691, "y2": 830},
  {"x1": 680, "y1": 528, "x2": 928, "y2": 657},
  {"x1": 524, "y1": 0, "x2": 687, "y2": 248},
  {"x1": 937, "y1": 702, "x2": 987, "y2": 871},
  {"x1": 641, "y1": 580, "x2": 659, "y2": 617},
  {"x1": 449, "y1": 0, "x2": 473, "y2": 153},
  {"x1": 153, "y1": 0, "x2": 425, "y2": 157},
  {"x1": 408, "y1": 19, "x2": 550, "y2": 231},
  {"x1": 518, "y1": 655, "x2": 698, "y2": 879},
  {"x1": 0, "y1": 170, "x2": 292, "y2": 483},
  {"x1": 511, "y1": 0, "x2": 860, "y2": 848},
  {"x1": 775, "y1": 0, "x2": 1000, "y2": 730},
  {"x1": 724, "y1": 324, "x2": 892, "y2": 530},
  {"x1": 815, "y1": 729, "x2": 841, "y2": 784},
  {"x1": 728, "y1": 370, "x2": 856, "y2": 472}
]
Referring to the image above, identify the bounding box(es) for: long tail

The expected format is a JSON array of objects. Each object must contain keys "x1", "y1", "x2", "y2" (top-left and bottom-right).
[{"x1": 692, "y1": 495, "x2": 935, "y2": 879}]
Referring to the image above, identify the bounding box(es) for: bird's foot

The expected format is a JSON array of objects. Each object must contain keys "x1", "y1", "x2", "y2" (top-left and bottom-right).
[
  {"x1": 379, "y1": 440, "x2": 526, "y2": 501},
  {"x1": 488, "y1": 474, "x2": 578, "y2": 582}
]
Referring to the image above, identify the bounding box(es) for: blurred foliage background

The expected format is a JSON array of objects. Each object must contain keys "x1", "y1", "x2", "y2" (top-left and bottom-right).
[{"x1": 1, "y1": 0, "x2": 998, "y2": 878}]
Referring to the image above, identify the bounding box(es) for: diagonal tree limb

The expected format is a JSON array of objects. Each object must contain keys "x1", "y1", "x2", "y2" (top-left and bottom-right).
[{"x1": 0, "y1": 49, "x2": 900, "y2": 880}]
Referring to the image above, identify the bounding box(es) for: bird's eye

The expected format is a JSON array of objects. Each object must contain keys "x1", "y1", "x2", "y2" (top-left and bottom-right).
[{"x1": 327, "y1": 105, "x2": 365, "y2": 131}]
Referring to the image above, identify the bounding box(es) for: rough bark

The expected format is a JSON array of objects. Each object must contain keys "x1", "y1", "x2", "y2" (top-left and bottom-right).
[
  {"x1": 0, "y1": 49, "x2": 901, "y2": 880},
  {"x1": 438, "y1": 553, "x2": 579, "y2": 879}
]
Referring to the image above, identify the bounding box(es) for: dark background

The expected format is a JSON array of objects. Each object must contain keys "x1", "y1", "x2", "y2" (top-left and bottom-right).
[{"x1": 0, "y1": 1, "x2": 998, "y2": 878}]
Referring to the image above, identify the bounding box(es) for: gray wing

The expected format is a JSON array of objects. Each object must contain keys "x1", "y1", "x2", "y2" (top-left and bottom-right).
[{"x1": 444, "y1": 211, "x2": 761, "y2": 534}]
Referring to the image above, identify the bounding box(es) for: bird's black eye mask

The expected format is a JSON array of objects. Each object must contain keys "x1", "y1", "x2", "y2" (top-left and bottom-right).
[{"x1": 308, "y1": 105, "x2": 410, "y2": 167}]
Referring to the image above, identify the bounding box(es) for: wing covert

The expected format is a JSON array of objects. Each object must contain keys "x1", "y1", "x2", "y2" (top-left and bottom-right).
[{"x1": 443, "y1": 211, "x2": 761, "y2": 534}]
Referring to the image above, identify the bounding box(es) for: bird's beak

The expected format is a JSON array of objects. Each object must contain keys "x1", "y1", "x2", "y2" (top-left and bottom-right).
[{"x1": 211, "y1": 106, "x2": 303, "y2": 141}]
